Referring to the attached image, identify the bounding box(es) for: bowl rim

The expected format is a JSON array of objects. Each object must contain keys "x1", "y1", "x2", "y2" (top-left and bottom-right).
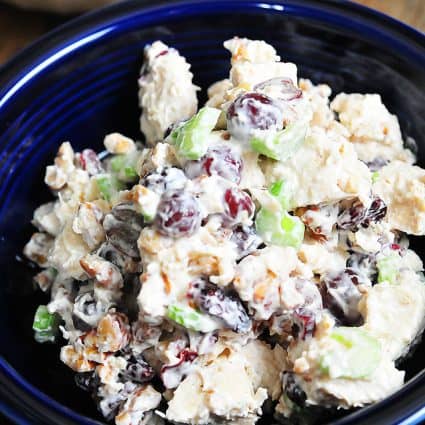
[{"x1": 0, "y1": 1, "x2": 424, "y2": 424}]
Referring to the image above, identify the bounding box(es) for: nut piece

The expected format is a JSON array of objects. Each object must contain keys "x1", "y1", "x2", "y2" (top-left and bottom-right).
[
  {"x1": 104, "y1": 133, "x2": 136, "y2": 154},
  {"x1": 44, "y1": 142, "x2": 76, "y2": 190},
  {"x1": 72, "y1": 202, "x2": 106, "y2": 250},
  {"x1": 80, "y1": 254, "x2": 123, "y2": 290},
  {"x1": 23, "y1": 232, "x2": 54, "y2": 267},
  {"x1": 60, "y1": 345, "x2": 95, "y2": 372},
  {"x1": 115, "y1": 385, "x2": 162, "y2": 425},
  {"x1": 96, "y1": 312, "x2": 131, "y2": 353}
]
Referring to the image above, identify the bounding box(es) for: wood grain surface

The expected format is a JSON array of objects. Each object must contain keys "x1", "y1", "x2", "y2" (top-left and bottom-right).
[{"x1": 0, "y1": 0, "x2": 423, "y2": 65}]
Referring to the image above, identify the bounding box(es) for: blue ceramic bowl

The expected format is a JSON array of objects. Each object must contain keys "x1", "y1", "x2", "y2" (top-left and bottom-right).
[{"x1": 0, "y1": 1, "x2": 424, "y2": 424}]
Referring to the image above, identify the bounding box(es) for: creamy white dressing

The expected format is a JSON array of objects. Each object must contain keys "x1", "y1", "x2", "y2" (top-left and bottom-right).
[{"x1": 23, "y1": 36, "x2": 425, "y2": 425}]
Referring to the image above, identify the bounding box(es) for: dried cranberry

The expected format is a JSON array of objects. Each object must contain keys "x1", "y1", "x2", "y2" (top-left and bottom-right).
[
  {"x1": 337, "y1": 197, "x2": 387, "y2": 232},
  {"x1": 362, "y1": 196, "x2": 387, "y2": 228},
  {"x1": 224, "y1": 188, "x2": 255, "y2": 222},
  {"x1": 95, "y1": 382, "x2": 136, "y2": 420},
  {"x1": 364, "y1": 157, "x2": 389, "y2": 172},
  {"x1": 185, "y1": 145, "x2": 243, "y2": 184},
  {"x1": 155, "y1": 49, "x2": 169, "y2": 58},
  {"x1": 337, "y1": 200, "x2": 367, "y2": 231},
  {"x1": 347, "y1": 251, "x2": 378, "y2": 283},
  {"x1": 119, "y1": 354, "x2": 154, "y2": 384},
  {"x1": 227, "y1": 92, "x2": 283, "y2": 139},
  {"x1": 161, "y1": 348, "x2": 198, "y2": 388},
  {"x1": 103, "y1": 203, "x2": 144, "y2": 258},
  {"x1": 292, "y1": 307, "x2": 316, "y2": 339},
  {"x1": 283, "y1": 372, "x2": 307, "y2": 407},
  {"x1": 320, "y1": 269, "x2": 364, "y2": 326},
  {"x1": 295, "y1": 279, "x2": 323, "y2": 312},
  {"x1": 79, "y1": 149, "x2": 103, "y2": 176},
  {"x1": 72, "y1": 292, "x2": 106, "y2": 332},
  {"x1": 161, "y1": 349, "x2": 198, "y2": 371},
  {"x1": 97, "y1": 242, "x2": 142, "y2": 276},
  {"x1": 155, "y1": 190, "x2": 202, "y2": 237},
  {"x1": 230, "y1": 225, "x2": 262, "y2": 260},
  {"x1": 196, "y1": 283, "x2": 251, "y2": 333},
  {"x1": 75, "y1": 371, "x2": 99, "y2": 394},
  {"x1": 254, "y1": 78, "x2": 302, "y2": 101},
  {"x1": 187, "y1": 277, "x2": 207, "y2": 300},
  {"x1": 141, "y1": 167, "x2": 187, "y2": 195}
]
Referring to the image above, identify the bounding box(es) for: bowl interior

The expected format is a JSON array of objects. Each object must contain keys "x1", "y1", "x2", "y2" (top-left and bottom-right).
[{"x1": 0, "y1": 1, "x2": 424, "y2": 424}]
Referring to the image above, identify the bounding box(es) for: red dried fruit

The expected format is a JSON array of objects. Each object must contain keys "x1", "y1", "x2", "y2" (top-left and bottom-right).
[
  {"x1": 227, "y1": 92, "x2": 283, "y2": 139},
  {"x1": 185, "y1": 144, "x2": 243, "y2": 184},
  {"x1": 103, "y1": 203, "x2": 144, "y2": 258},
  {"x1": 320, "y1": 269, "x2": 364, "y2": 326},
  {"x1": 155, "y1": 190, "x2": 202, "y2": 237},
  {"x1": 230, "y1": 225, "x2": 262, "y2": 260},
  {"x1": 254, "y1": 77, "x2": 302, "y2": 101},
  {"x1": 79, "y1": 149, "x2": 103, "y2": 176},
  {"x1": 196, "y1": 283, "x2": 251, "y2": 333},
  {"x1": 224, "y1": 188, "x2": 255, "y2": 222}
]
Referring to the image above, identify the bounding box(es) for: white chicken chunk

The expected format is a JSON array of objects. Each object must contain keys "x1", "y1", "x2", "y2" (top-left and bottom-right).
[
  {"x1": 261, "y1": 126, "x2": 372, "y2": 208},
  {"x1": 139, "y1": 41, "x2": 199, "y2": 145},
  {"x1": 373, "y1": 161, "x2": 425, "y2": 235}
]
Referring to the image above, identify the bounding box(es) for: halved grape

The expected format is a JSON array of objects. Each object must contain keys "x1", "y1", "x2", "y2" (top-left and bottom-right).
[
  {"x1": 184, "y1": 144, "x2": 243, "y2": 184},
  {"x1": 155, "y1": 190, "x2": 201, "y2": 238},
  {"x1": 170, "y1": 107, "x2": 221, "y2": 159},
  {"x1": 254, "y1": 78, "x2": 302, "y2": 101},
  {"x1": 319, "y1": 327, "x2": 381, "y2": 379},
  {"x1": 255, "y1": 208, "x2": 304, "y2": 248},
  {"x1": 223, "y1": 188, "x2": 255, "y2": 223},
  {"x1": 167, "y1": 303, "x2": 221, "y2": 333},
  {"x1": 227, "y1": 92, "x2": 283, "y2": 140}
]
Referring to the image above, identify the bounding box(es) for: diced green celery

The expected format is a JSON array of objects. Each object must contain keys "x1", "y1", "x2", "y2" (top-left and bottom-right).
[
  {"x1": 170, "y1": 107, "x2": 221, "y2": 159},
  {"x1": 255, "y1": 208, "x2": 304, "y2": 248},
  {"x1": 251, "y1": 118, "x2": 308, "y2": 161},
  {"x1": 167, "y1": 303, "x2": 220, "y2": 333},
  {"x1": 124, "y1": 166, "x2": 138, "y2": 179},
  {"x1": 377, "y1": 252, "x2": 400, "y2": 284},
  {"x1": 95, "y1": 174, "x2": 123, "y2": 201},
  {"x1": 134, "y1": 187, "x2": 160, "y2": 223},
  {"x1": 110, "y1": 154, "x2": 126, "y2": 172},
  {"x1": 269, "y1": 179, "x2": 293, "y2": 210},
  {"x1": 319, "y1": 327, "x2": 381, "y2": 379},
  {"x1": 110, "y1": 154, "x2": 139, "y2": 182},
  {"x1": 33, "y1": 305, "x2": 60, "y2": 343},
  {"x1": 372, "y1": 171, "x2": 380, "y2": 184}
]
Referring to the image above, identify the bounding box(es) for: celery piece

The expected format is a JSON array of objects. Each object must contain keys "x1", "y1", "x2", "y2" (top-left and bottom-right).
[
  {"x1": 33, "y1": 305, "x2": 60, "y2": 343},
  {"x1": 171, "y1": 107, "x2": 221, "y2": 160},
  {"x1": 269, "y1": 179, "x2": 293, "y2": 210},
  {"x1": 319, "y1": 327, "x2": 381, "y2": 379},
  {"x1": 255, "y1": 208, "x2": 304, "y2": 248},
  {"x1": 251, "y1": 118, "x2": 308, "y2": 161},
  {"x1": 167, "y1": 303, "x2": 220, "y2": 333},
  {"x1": 95, "y1": 174, "x2": 123, "y2": 201},
  {"x1": 377, "y1": 252, "x2": 400, "y2": 284},
  {"x1": 110, "y1": 154, "x2": 139, "y2": 182}
]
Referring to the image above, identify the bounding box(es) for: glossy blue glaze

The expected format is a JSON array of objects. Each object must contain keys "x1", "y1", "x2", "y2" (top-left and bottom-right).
[{"x1": 0, "y1": 1, "x2": 424, "y2": 424}]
